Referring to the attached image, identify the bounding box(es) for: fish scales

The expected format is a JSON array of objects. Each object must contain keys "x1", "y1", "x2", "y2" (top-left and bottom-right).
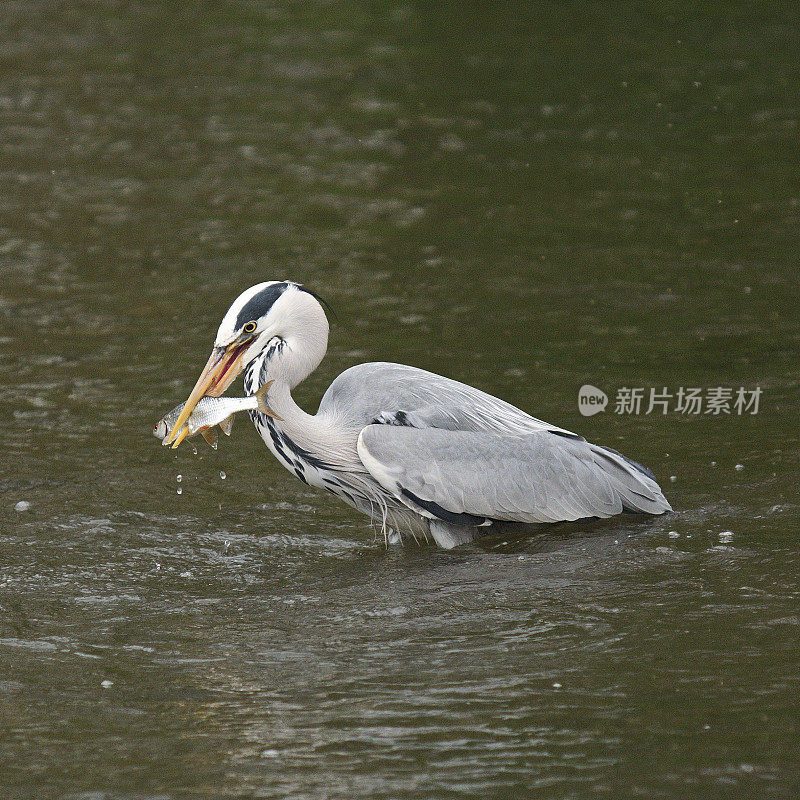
[{"x1": 153, "y1": 383, "x2": 274, "y2": 447}]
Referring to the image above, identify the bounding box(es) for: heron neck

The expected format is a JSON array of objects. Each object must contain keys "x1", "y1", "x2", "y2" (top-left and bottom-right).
[
  {"x1": 265, "y1": 380, "x2": 354, "y2": 468},
  {"x1": 267, "y1": 380, "x2": 315, "y2": 433}
]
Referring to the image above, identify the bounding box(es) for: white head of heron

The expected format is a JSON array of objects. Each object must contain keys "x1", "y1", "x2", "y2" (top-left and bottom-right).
[
  {"x1": 163, "y1": 281, "x2": 328, "y2": 446},
  {"x1": 214, "y1": 280, "x2": 329, "y2": 387}
]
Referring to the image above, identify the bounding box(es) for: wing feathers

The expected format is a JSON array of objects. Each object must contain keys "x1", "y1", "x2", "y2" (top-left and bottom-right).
[{"x1": 358, "y1": 426, "x2": 671, "y2": 525}]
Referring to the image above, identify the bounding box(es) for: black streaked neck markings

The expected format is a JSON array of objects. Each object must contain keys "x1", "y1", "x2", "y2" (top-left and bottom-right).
[
  {"x1": 243, "y1": 339, "x2": 284, "y2": 394},
  {"x1": 245, "y1": 352, "x2": 336, "y2": 474}
]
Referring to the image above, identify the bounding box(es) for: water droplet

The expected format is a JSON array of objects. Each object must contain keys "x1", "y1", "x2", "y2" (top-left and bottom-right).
[
  {"x1": 176, "y1": 474, "x2": 182, "y2": 483},
  {"x1": 14, "y1": 500, "x2": 31, "y2": 512},
  {"x1": 176, "y1": 487, "x2": 182, "y2": 495},
  {"x1": 219, "y1": 471, "x2": 226, "y2": 480}
]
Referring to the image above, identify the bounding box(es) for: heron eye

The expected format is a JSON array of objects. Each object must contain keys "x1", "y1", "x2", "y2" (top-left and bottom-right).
[{"x1": 243, "y1": 321, "x2": 258, "y2": 334}]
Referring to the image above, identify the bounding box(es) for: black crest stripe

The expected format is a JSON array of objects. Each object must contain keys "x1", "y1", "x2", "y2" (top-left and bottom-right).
[
  {"x1": 234, "y1": 282, "x2": 289, "y2": 331},
  {"x1": 297, "y1": 284, "x2": 337, "y2": 323}
]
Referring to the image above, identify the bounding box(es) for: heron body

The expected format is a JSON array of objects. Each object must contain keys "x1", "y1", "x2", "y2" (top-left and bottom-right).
[{"x1": 165, "y1": 281, "x2": 671, "y2": 548}]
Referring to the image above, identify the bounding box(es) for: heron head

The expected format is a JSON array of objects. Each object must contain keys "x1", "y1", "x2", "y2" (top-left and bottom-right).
[{"x1": 163, "y1": 281, "x2": 329, "y2": 446}]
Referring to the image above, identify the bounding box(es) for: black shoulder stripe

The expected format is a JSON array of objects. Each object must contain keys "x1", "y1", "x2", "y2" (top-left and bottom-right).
[{"x1": 371, "y1": 410, "x2": 414, "y2": 427}]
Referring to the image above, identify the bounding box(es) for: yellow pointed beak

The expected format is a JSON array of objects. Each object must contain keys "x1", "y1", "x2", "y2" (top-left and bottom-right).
[
  {"x1": 170, "y1": 425, "x2": 191, "y2": 448},
  {"x1": 163, "y1": 339, "x2": 252, "y2": 448}
]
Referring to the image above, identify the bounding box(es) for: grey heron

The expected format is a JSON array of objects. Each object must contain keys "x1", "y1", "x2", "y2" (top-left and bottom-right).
[{"x1": 163, "y1": 281, "x2": 671, "y2": 548}]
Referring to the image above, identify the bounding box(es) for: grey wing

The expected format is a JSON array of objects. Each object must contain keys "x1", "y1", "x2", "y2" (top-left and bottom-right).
[
  {"x1": 319, "y1": 362, "x2": 579, "y2": 438},
  {"x1": 357, "y1": 426, "x2": 672, "y2": 524}
]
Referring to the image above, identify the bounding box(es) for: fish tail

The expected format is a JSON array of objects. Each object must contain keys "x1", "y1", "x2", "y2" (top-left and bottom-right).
[{"x1": 255, "y1": 380, "x2": 281, "y2": 420}]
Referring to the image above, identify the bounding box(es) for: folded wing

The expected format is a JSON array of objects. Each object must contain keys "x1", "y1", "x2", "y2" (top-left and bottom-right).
[{"x1": 357, "y1": 425, "x2": 671, "y2": 525}]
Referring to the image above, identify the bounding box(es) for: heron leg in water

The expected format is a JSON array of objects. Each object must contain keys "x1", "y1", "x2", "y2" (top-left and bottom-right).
[{"x1": 428, "y1": 520, "x2": 482, "y2": 549}]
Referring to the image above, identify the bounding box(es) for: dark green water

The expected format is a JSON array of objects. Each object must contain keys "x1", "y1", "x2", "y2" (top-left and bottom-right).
[{"x1": 2, "y1": 2, "x2": 799, "y2": 798}]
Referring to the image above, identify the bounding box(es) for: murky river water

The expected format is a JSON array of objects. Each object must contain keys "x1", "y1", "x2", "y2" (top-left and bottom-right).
[{"x1": 2, "y1": 2, "x2": 799, "y2": 798}]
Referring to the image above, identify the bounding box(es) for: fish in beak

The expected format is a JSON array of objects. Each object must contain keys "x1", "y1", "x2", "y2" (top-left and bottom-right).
[{"x1": 163, "y1": 339, "x2": 277, "y2": 448}]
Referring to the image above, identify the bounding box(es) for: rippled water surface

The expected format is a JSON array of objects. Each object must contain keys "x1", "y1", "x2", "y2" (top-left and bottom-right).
[{"x1": 2, "y1": 2, "x2": 799, "y2": 798}]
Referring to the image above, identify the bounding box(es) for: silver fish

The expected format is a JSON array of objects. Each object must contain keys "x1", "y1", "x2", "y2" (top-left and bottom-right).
[{"x1": 153, "y1": 382, "x2": 276, "y2": 448}]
